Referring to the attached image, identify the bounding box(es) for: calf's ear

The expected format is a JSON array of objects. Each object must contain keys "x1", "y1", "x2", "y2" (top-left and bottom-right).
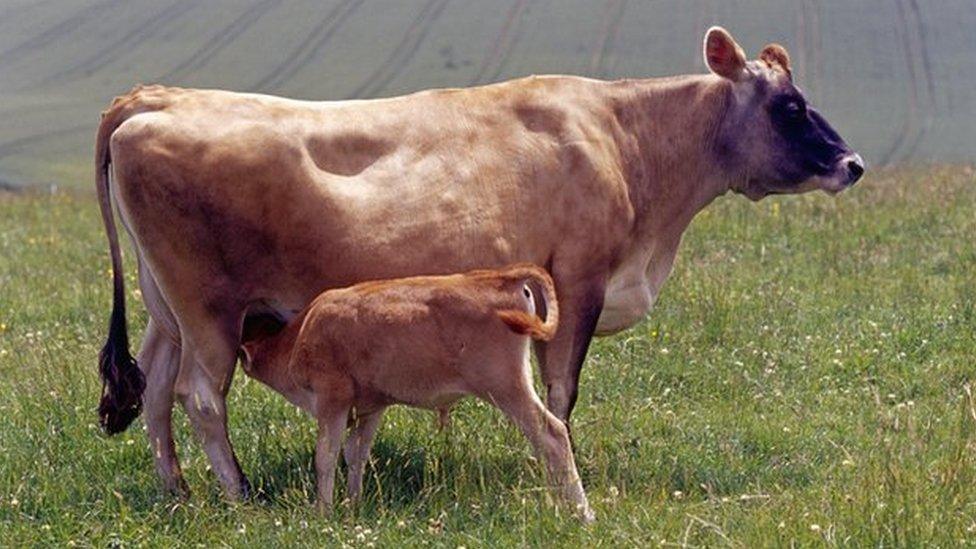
[
  {"x1": 760, "y1": 43, "x2": 792, "y2": 77},
  {"x1": 704, "y1": 26, "x2": 747, "y2": 81}
]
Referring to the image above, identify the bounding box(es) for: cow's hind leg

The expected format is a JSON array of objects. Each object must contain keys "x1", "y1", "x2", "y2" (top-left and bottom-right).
[
  {"x1": 174, "y1": 316, "x2": 250, "y2": 499},
  {"x1": 137, "y1": 319, "x2": 186, "y2": 495}
]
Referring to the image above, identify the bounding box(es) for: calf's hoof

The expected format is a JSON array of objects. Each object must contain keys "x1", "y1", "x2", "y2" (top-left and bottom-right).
[{"x1": 316, "y1": 500, "x2": 334, "y2": 516}]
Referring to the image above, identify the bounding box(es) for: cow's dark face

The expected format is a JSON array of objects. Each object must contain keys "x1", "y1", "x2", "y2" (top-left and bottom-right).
[{"x1": 704, "y1": 27, "x2": 864, "y2": 200}]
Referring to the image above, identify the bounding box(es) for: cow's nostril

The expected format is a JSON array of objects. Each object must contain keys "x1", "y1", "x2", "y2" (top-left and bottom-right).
[{"x1": 846, "y1": 155, "x2": 865, "y2": 184}]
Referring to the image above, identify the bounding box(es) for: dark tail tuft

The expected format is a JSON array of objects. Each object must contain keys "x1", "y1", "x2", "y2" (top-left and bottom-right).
[{"x1": 97, "y1": 295, "x2": 145, "y2": 435}]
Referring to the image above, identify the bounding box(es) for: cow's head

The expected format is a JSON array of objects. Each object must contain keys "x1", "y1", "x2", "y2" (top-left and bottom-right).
[{"x1": 704, "y1": 27, "x2": 864, "y2": 200}]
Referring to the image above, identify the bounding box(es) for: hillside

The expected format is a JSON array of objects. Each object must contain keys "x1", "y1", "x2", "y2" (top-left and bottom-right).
[{"x1": 0, "y1": 0, "x2": 974, "y2": 188}]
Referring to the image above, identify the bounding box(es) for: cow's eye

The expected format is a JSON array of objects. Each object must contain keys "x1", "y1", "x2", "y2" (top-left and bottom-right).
[{"x1": 785, "y1": 100, "x2": 806, "y2": 120}]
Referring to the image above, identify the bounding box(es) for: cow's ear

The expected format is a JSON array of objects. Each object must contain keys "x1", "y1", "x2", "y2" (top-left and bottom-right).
[
  {"x1": 760, "y1": 43, "x2": 792, "y2": 78},
  {"x1": 240, "y1": 341, "x2": 258, "y2": 364},
  {"x1": 704, "y1": 26, "x2": 747, "y2": 81}
]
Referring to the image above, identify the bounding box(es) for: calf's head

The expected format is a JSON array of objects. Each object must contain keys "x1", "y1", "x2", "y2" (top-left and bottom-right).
[{"x1": 704, "y1": 27, "x2": 864, "y2": 200}]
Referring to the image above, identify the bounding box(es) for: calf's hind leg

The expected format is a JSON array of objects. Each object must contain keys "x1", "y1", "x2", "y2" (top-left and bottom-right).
[
  {"x1": 492, "y1": 361, "x2": 594, "y2": 522},
  {"x1": 343, "y1": 410, "x2": 384, "y2": 502},
  {"x1": 137, "y1": 319, "x2": 186, "y2": 495},
  {"x1": 315, "y1": 408, "x2": 349, "y2": 513}
]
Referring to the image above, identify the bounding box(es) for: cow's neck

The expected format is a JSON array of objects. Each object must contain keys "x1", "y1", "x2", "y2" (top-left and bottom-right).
[
  {"x1": 592, "y1": 75, "x2": 737, "y2": 335},
  {"x1": 608, "y1": 74, "x2": 734, "y2": 243}
]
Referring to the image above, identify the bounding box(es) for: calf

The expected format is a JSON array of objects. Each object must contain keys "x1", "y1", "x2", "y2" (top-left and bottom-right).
[{"x1": 239, "y1": 264, "x2": 594, "y2": 521}]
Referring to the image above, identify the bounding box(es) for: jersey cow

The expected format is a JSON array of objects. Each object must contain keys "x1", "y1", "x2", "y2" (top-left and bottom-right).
[{"x1": 95, "y1": 27, "x2": 863, "y2": 497}]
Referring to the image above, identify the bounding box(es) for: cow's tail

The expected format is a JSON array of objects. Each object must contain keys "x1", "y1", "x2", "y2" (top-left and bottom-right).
[
  {"x1": 496, "y1": 264, "x2": 560, "y2": 341},
  {"x1": 95, "y1": 102, "x2": 145, "y2": 435}
]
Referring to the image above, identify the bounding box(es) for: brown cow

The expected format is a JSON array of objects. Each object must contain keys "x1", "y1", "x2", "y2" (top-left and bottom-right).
[
  {"x1": 237, "y1": 264, "x2": 593, "y2": 521},
  {"x1": 94, "y1": 27, "x2": 864, "y2": 497}
]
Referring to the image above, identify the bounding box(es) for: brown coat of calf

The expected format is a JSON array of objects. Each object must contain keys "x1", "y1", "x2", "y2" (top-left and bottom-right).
[{"x1": 239, "y1": 264, "x2": 594, "y2": 521}]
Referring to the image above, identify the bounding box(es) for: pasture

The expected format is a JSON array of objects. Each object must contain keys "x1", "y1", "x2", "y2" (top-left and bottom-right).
[{"x1": 1, "y1": 165, "x2": 974, "y2": 546}]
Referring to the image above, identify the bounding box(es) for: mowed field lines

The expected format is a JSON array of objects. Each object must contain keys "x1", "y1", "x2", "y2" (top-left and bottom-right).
[
  {"x1": 1, "y1": 167, "x2": 974, "y2": 546},
  {"x1": 0, "y1": 0, "x2": 975, "y2": 188}
]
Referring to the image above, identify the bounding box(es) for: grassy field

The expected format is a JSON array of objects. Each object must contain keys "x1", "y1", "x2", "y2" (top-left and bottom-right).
[{"x1": 1, "y1": 165, "x2": 975, "y2": 546}]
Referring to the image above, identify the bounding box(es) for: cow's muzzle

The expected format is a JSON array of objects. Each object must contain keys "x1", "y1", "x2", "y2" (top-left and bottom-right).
[{"x1": 843, "y1": 153, "x2": 865, "y2": 186}]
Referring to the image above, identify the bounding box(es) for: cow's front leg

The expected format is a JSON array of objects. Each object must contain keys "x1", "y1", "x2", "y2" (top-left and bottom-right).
[
  {"x1": 535, "y1": 280, "x2": 605, "y2": 423},
  {"x1": 174, "y1": 320, "x2": 250, "y2": 499}
]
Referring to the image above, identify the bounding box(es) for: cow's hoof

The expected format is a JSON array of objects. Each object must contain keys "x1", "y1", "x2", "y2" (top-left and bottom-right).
[
  {"x1": 239, "y1": 476, "x2": 254, "y2": 500},
  {"x1": 164, "y1": 478, "x2": 190, "y2": 500}
]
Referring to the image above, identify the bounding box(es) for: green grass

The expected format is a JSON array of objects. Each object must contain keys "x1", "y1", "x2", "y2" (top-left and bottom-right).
[{"x1": 1, "y1": 165, "x2": 975, "y2": 546}]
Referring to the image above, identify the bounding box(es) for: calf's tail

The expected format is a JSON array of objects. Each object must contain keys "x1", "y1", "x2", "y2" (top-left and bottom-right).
[
  {"x1": 95, "y1": 105, "x2": 145, "y2": 435},
  {"x1": 496, "y1": 264, "x2": 560, "y2": 341}
]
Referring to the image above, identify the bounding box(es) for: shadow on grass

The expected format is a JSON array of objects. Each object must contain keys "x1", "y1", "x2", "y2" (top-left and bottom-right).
[{"x1": 244, "y1": 435, "x2": 528, "y2": 512}]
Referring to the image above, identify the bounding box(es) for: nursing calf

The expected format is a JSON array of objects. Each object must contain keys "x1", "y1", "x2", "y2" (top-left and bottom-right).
[{"x1": 238, "y1": 265, "x2": 594, "y2": 521}]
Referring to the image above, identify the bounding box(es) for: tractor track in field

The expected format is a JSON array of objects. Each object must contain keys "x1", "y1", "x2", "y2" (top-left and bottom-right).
[
  {"x1": 794, "y1": 1, "x2": 805, "y2": 83},
  {"x1": 249, "y1": 0, "x2": 364, "y2": 93},
  {"x1": 587, "y1": 0, "x2": 627, "y2": 78},
  {"x1": 880, "y1": 0, "x2": 921, "y2": 165},
  {"x1": 469, "y1": 0, "x2": 529, "y2": 86},
  {"x1": 347, "y1": 0, "x2": 451, "y2": 99},
  {"x1": 693, "y1": 1, "x2": 709, "y2": 67},
  {"x1": 31, "y1": 0, "x2": 197, "y2": 89},
  {"x1": 0, "y1": 124, "x2": 89, "y2": 162},
  {"x1": 0, "y1": 0, "x2": 126, "y2": 69},
  {"x1": 901, "y1": 0, "x2": 936, "y2": 160},
  {"x1": 0, "y1": 0, "x2": 57, "y2": 25},
  {"x1": 907, "y1": 0, "x2": 936, "y2": 104},
  {"x1": 796, "y1": 0, "x2": 825, "y2": 104},
  {"x1": 806, "y1": 0, "x2": 824, "y2": 105},
  {"x1": 160, "y1": 0, "x2": 282, "y2": 84},
  {"x1": 482, "y1": 1, "x2": 529, "y2": 84}
]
